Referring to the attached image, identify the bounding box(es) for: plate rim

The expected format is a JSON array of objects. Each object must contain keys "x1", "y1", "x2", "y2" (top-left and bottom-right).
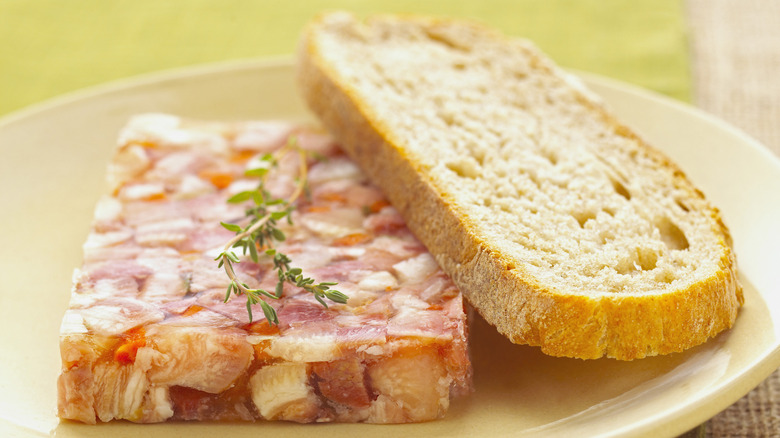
[
  {"x1": 3, "y1": 57, "x2": 779, "y2": 172},
  {"x1": 0, "y1": 56, "x2": 296, "y2": 129},
  {"x1": 2, "y1": 57, "x2": 778, "y2": 437}
]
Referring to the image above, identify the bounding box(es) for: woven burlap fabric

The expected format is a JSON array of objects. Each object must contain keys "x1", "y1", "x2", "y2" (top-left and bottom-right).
[
  {"x1": 687, "y1": 1, "x2": 780, "y2": 436},
  {"x1": 687, "y1": 0, "x2": 780, "y2": 157}
]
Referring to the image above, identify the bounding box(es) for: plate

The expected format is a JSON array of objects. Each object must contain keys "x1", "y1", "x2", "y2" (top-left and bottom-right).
[{"x1": 0, "y1": 58, "x2": 778, "y2": 438}]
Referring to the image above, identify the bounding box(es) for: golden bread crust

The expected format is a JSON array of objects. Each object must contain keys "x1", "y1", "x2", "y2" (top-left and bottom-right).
[{"x1": 297, "y1": 12, "x2": 743, "y2": 360}]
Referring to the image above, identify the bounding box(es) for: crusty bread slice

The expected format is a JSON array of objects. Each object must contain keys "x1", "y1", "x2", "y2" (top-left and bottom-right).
[{"x1": 297, "y1": 12, "x2": 743, "y2": 360}]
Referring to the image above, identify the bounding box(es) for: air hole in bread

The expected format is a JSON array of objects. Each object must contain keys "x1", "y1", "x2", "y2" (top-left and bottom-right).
[
  {"x1": 656, "y1": 217, "x2": 689, "y2": 251},
  {"x1": 598, "y1": 227, "x2": 615, "y2": 244},
  {"x1": 616, "y1": 249, "x2": 658, "y2": 275},
  {"x1": 471, "y1": 147, "x2": 486, "y2": 166},
  {"x1": 438, "y1": 108, "x2": 456, "y2": 126},
  {"x1": 424, "y1": 28, "x2": 470, "y2": 52},
  {"x1": 676, "y1": 199, "x2": 690, "y2": 212},
  {"x1": 573, "y1": 210, "x2": 596, "y2": 228},
  {"x1": 611, "y1": 178, "x2": 631, "y2": 200},
  {"x1": 637, "y1": 250, "x2": 658, "y2": 271},
  {"x1": 452, "y1": 61, "x2": 466, "y2": 70},
  {"x1": 655, "y1": 269, "x2": 675, "y2": 284},
  {"x1": 445, "y1": 158, "x2": 481, "y2": 179},
  {"x1": 527, "y1": 172, "x2": 541, "y2": 189},
  {"x1": 541, "y1": 148, "x2": 558, "y2": 165}
]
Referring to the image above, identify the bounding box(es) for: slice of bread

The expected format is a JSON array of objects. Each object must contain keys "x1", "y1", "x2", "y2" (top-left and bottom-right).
[{"x1": 297, "y1": 12, "x2": 743, "y2": 360}]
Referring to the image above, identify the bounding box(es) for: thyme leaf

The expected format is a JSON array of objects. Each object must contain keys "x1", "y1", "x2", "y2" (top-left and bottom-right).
[{"x1": 217, "y1": 137, "x2": 347, "y2": 324}]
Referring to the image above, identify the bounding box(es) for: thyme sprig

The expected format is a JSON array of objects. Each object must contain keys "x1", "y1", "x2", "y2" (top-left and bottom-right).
[{"x1": 214, "y1": 138, "x2": 348, "y2": 324}]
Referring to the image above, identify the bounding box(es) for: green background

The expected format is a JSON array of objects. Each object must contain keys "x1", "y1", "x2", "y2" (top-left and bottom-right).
[
  {"x1": 0, "y1": 0, "x2": 689, "y2": 117},
  {"x1": 0, "y1": 2, "x2": 703, "y2": 436}
]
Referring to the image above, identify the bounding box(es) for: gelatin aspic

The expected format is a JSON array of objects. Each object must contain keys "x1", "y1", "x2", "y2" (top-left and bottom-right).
[{"x1": 57, "y1": 114, "x2": 472, "y2": 424}]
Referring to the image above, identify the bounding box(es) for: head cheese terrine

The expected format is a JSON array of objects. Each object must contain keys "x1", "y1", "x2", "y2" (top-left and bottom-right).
[{"x1": 57, "y1": 114, "x2": 472, "y2": 424}]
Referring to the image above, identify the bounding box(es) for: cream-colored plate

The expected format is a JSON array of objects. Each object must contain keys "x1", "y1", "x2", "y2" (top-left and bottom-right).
[{"x1": 1, "y1": 58, "x2": 778, "y2": 438}]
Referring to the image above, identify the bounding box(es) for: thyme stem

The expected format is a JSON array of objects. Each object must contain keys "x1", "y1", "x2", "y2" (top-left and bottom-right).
[{"x1": 215, "y1": 137, "x2": 347, "y2": 324}]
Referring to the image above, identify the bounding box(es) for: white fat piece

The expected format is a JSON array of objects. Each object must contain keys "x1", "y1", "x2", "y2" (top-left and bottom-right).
[
  {"x1": 119, "y1": 113, "x2": 229, "y2": 154},
  {"x1": 146, "y1": 326, "x2": 253, "y2": 393},
  {"x1": 233, "y1": 120, "x2": 296, "y2": 152},
  {"x1": 144, "y1": 385, "x2": 174, "y2": 422},
  {"x1": 392, "y1": 253, "x2": 439, "y2": 284},
  {"x1": 177, "y1": 174, "x2": 214, "y2": 198},
  {"x1": 300, "y1": 208, "x2": 365, "y2": 238},
  {"x1": 250, "y1": 362, "x2": 318, "y2": 420},
  {"x1": 93, "y1": 196, "x2": 123, "y2": 223},
  {"x1": 307, "y1": 156, "x2": 363, "y2": 185},
  {"x1": 266, "y1": 334, "x2": 340, "y2": 362},
  {"x1": 368, "y1": 350, "x2": 450, "y2": 422},
  {"x1": 92, "y1": 361, "x2": 148, "y2": 422},
  {"x1": 83, "y1": 230, "x2": 133, "y2": 250},
  {"x1": 60, "y1": 310, "x2": 88, "y2": 335},
  {"x1": 358, "y1": 270, "x2": 399, "y2": 291},
  {"x1": 134, "y1": 218, "x2": 195, "y2": 246},
  {"x1": 119, "y1": 182, "x2": 165, "y2": 201},
  {"x1": 108, "y1": 145, "x2": 151, "y2": 190},
  {"x1": 78, "y1": 297, "x2": 165, "y2": 337}
]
